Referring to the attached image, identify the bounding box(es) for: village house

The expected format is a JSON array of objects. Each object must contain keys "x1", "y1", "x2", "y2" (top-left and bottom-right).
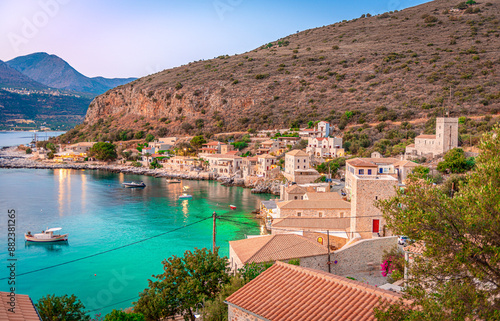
[
  {"x1": 200, "y1": 141, "x2": 234, "y2": 155},
  {"x1": 203, "y1": 154, "x2": 242, "y2": 177},
  {"x1": 240, "y1": 156, "x2": 258, "y2": 179},
  {"x1": 256, "y1": 154, "x2": 279, "y2": 178},
  {"x1": 64, "y1": 142, "x2": 96, "y2": 154},
  {"x1": 225, "y1": 261, "x2": 407, "y2": 321},
  {"x1": 275, "y1": 198, "x2": 351, "y2": 219},
  {"x1": 148, "y1": 137, "x2": 177, "y2": 151},
  {"x1": 283, "y1": 149, "x2": 321, "y2": 183},
  {"x1": 228, "y1": 234, "x2": 329, "y2": 272},
  {"x1": 271, "y1": 217, "x2": 351, "y2": 249},
  {"x1": 405, "y1": 117, "x2": 458, "y2": 158},
  {"x1": 306, "y1": 136, "x2": 344, "y2": 158},
  {"x1": 256, "y1": 139, "x2": 282, "y2": 155},
  {"x1": 162, "y1": 156, "x2": 202, "y2": 171},
  {"x1": 298, "y1": 121, "x2": 333, "y2": 138},
  {"x1": 275, "y1": 136, "x2": 301, "y2": 149}
]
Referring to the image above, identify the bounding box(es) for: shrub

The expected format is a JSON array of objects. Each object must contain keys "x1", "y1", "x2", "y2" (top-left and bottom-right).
[
  {"x1": 175, "y1": 82, "x2": 183, "y2": 90},
  {"x1": 255, "y1": 73, "x2": 269, "y2": 80}
]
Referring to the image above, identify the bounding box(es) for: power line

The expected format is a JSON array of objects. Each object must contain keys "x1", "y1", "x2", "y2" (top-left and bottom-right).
[
  {"x1": 1, "y1": 216, "x2": 212, "y2": 281},
  {"x1": 87, "y1": 296, "x2": 140, "y2": 313}
]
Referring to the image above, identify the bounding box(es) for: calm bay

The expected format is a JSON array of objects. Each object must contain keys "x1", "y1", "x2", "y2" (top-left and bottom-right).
[{"x1": 0, "y1": 133, "x2": 270, "y2": 315}]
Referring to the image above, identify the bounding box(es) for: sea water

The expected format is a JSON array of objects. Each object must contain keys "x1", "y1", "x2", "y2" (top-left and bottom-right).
[{"x1": 0, "y1": 164, "x2": 272, "y2": 315}]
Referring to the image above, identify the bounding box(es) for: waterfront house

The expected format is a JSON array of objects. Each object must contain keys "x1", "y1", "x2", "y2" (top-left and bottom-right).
[
  {"x1": 149, "y1": 137, "x2": 177, "y2": 151},
  {"x1": 228, "y1": 234, "x2": 328, "y2": 272},
  {"x1": 65, "y1": 142, "x2": 96, "y2": 154},
  {"x1": 276, "y1": 199, "x2": 351, "y2": 219},
  {"x1": 203, "y1": 154, "x2": 242, "y2": 177},
  {"x1": 225, "y1": 261, "x2": 407, "y2": 321},
  {"x1": 241, "y1": 156, "x2": 258, "y2": 179},
  {"x1": 256, "y1": 154, "x2": 279, "y2": 178}
]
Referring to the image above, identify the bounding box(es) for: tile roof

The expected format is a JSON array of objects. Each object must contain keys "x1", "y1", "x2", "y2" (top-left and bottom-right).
[
  {"x1": 406, "y1": 144, "x2": 415, "y2": 148},
  {"x1": 285, "y1": 185, "x2": 306, "y2": 194},
  {"x1": 0, "y1": 292, "x2": 40, "y2": 321},
  {"x1": 346, "y1": 159, "x2": 379, "y2": 167},
  {"x1": 272, "y1": 216, "x2": 350, "y2": 230},
  {"x1": 277, "y1": 199, "x2": 351, "y2": 210},
  {"x1": 257, "y1": 154, "x2": 276, "y2": 159},
  {"x1": 416, "y1": 134, "x2": 436, "y2": 139},
  {"x1": 229, "y1": 234, "x2": 328, "y2": 264},
  {"x1": 286, "y1": 149, "x2": 308, "y2": 157},
  {"x1": 204, "y1": 141, "x2": 220, "y2": 146},
  {"x1": 392, "y1": 160, "x2": 419, "y2": 168},
  {"x1": 346, "y1": 157, "x2": 401, "y2": 167},
  {"x1": 226, "y1": 261, "x2": 407, "y2": 321},
  {"x1": 305, "y1": 191, "x2": 342, "y2": 200}
]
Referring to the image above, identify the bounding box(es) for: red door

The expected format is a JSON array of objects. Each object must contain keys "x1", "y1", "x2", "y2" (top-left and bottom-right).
[{"x1": 372, "y1": 219, "x2": 380, "y2": 233}]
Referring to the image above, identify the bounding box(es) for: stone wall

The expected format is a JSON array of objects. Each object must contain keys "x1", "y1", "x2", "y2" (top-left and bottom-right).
[
  {"x1": 279, "y1": 207, "x2": 350, "y2": 218},
  {"x1": 228, "y1": 305, "x2": 264, "y2": 321},
  {"x1": 330, "y1": 236, "x2": 398, "y2": 276},
  {"x1": 351, "y1": 176, "x2": 397, "y2": 239}
]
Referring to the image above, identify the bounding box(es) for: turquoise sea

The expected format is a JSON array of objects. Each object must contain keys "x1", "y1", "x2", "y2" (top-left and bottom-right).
[
  {"x1": 0, "y1": 131, "x2": 66, "y2": 148},
  {"x1": 0, "y1": 133, "x2": 273, "y2": 316}
]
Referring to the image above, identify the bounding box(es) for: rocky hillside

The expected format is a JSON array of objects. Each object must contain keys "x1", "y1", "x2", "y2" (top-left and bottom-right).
[
  {"x1": 80, "y1": 0, "x2": 499, "y2": 140},
  {"x1": 0, "y1": 60, "x2": 47, "y2": 90}
]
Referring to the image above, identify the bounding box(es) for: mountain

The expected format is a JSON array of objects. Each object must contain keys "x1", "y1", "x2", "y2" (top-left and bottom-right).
[
  {"x1": 0, "y1": 60, "x2": 47, "y2": 90},
  {"x1": 80, "y1": 0, "x2": 499, "y2": 139},
  {"x1": 6, "y1": 52, "x2": 136, "y2": 96}
]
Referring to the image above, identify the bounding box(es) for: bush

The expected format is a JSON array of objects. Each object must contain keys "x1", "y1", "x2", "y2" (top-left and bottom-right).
[
  {"x1": 255, "y1": 73, "x2": 269, "y2": 80},
  {"x1": 131, "y1": 161, "x2": 142, "y2": 167},
  {"x1": 145, "y1": 134, "x2": 155, "y2": 143},
  {"x1": 135, "y1": 131, "x2": 144, "y2": 139},
  {"x1": 175, "y1": 82, "x2": 183, "y2": 90},
  {"x1": 104, "y1": 310, "x2": 145, "y2": 321},
  {"x1": 437, "y1": 148, "x2": 475, "y2": 173},
  {"x1": 36, "y1": 294, "x2": 90, "y2": 321},
  {"x1": 26, "y1": 148, "x2": 32, "y2": 154}
]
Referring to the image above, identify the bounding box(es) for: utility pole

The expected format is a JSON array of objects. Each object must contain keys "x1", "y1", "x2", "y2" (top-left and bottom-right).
[
  {"x1": 327, "y1": 230, "x2": 331, "y2": 273},
  {"x1": 212, "y1": 211, "x2": 218, "y2": 251}
]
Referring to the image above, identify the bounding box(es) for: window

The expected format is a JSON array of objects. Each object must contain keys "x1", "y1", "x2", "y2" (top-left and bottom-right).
[
  {"x1": 368, "y1": 169, "x2": 372, "y2": 175},
  {"x1": 359, "y1": 169, "x2": 364, "y2": 175},
  {"x1": 297, "y1": 212, "x2": 302, "y2": 217},
  {"x1": 318, "y1": 212, "x2": 323, "y2": 217},
  {"x1": 375, "y1": 196, "x2": 378, "y2": 200},
  {"x1": 294, "y1": 196, "x2": 298, "y2": 200}
]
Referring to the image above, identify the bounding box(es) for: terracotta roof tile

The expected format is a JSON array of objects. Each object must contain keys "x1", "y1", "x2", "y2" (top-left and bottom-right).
[
  {"x1": 0, "y1": 292, "x2": 40, "y2": 321},
  {"x1": 286, "y1": 150, "x2": 308, "y2": 157},
  {"x1": 305, "y1": 191, "x2": 342, "y2": 200},
  {"x1": 229, "y1": 234, "x2": 328, "y2": 264},
  {"x1": 404, "y1": 241, "x2": 426, "y2": 255},
  {"x1": 416, "y1": 134, "x2": 436, "y2": 139},
  {"x1": 226, "y1": 262, "x2": 409, "y2": 321},
  {"x1": 285, "y1": 185, "x2": 306, "y2": 194}
]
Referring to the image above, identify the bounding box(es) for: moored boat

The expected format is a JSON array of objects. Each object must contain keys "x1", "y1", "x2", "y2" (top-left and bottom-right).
[
  {"x1": 166, "y1": 179, "x2": 181, "y2": 184},
  {"x1": 25, "y1": 228, "x2": 68, "y2": 242},
  {"x1": 122, "y1": 181, "x2": 146, "y2": 188},
  {"x1": 229, "y1": 205, "x2": 237, "y2": 210},
  {"x1": 179, "y1": 194, "x2": 193, "y2": 200}
]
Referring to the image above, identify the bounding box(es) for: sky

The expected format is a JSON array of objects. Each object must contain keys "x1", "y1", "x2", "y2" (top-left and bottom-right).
[{"x1": 0, "y1": 0, "x2": 431, "y2": 79}]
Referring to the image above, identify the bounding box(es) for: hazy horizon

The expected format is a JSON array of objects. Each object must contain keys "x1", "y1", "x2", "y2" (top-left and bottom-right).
[{"x1": 1, "y1": 0, "x2": 431, "y2": 79}]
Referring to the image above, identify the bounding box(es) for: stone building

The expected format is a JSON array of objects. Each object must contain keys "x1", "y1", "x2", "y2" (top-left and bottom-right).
[
  {"x1": 306, "y1": 136, "x2": 344, "y2": 158},
  {"x1": 276, "y1": 199, "x2": 351, "y2": 219},
  {"x1": 299, "y1": 121, "x2": 332, "y2": 138},
  {"x1": 405, "y1": 117, "x2": 458, "y2": 158},
  {"x1": 283, "y1": 149, "x2": 320, "y2": 183},
  {"x1": 256, "y1": 154, "x2": 278, "y2": 178},
  {"x1": 226, "y1": 261, "x2": 407, "y2": 321}
]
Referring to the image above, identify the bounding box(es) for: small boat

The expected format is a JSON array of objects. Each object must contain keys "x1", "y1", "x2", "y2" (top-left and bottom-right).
[
  {"x1": 122, "y1": 181, "x2": 146, "y2": 188},
  {"x1": 179, "y1": 194, "x2": 193, "y2": 200},
  {"x1": 230, "y1": 205, "x2": 237, "y2": 210},
  {"x1": 25, "y1": 228, "x2": 68, "y2": 243},
  {"x1": 166, "y1": 179, "x2": 181, "y2": 184}
]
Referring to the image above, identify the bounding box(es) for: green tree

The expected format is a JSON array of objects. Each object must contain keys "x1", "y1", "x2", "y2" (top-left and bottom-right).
[
  {"x1": 36, "y1": 294, "x2": 90, "y2": 321},
  {"x1": 145, "y1": 134, "x2": 155, "y2": 143},
  {"x1": 195, "y1": 119, "x2": 205, "y2": 129},
  {"x1": 135, "y1": 131, "x2": 144, "y2": 140},
  {"x1": 190, "y1": 136, "x2": 207, "y2": 150},
  {"x1": 202, "y1": 277, "x2": 245, "y2": 321},
  {"x1": 26, "y1": 148, "x2": 32, "y2": 154},
  {"x1": 88, "y1": 142, "x2": 117, "y2": 161},
  {"x1": 375, "y1": 126, "x2": 500, "y2": 320},
  {"x1": 437, "y1": 148, "x2": 475, "y2": 173},
  {"x1": 104, "y1": 309, "x2": 145, "y2": 321},
  {"x1": 134, "y1": 248, "x2": 230, "y2": 321}
]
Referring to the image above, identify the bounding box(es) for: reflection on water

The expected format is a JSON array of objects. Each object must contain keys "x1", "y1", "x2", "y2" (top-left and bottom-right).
[{"x1": 25, "y1": 241, "x2": 69, "y2": 253}]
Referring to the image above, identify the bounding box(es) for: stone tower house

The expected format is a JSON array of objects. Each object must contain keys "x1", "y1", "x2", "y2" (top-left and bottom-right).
[{"x1": 436, "y1": 117, "x2": 459, "y2": 155}]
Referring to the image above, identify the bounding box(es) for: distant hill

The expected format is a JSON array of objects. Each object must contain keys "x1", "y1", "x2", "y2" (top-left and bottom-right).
[
  {"x1": 6, "y1": 52, "x2": 136, "y2": 96},
  {"x1": 81, "y1": 0, "x2": 500, "y2": 139},
  {"x1": 0, "y1": 60, "x2": 47, "y2": 90}
]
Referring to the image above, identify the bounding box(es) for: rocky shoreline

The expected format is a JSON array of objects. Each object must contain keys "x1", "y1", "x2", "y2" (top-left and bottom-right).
[{"x1": 0, "y1": 147, "x2": 280, "y2": 194}]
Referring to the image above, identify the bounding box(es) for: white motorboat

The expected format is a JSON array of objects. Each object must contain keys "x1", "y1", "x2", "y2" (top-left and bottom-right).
[
  {"x1": 25, "y1": 228, "x2": 68, "y2": 242},
  {"x1": 166, "y1": 179, "x2": 181, "y2": 184},
  {"x1": 122, "y1": 181, "x2": 146, "y2": 188},
  {"x1": 179, "y1": 194, "x2": 193, "y2": 200}
]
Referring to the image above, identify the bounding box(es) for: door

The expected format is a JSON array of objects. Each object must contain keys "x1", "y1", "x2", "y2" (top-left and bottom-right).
[{"x1": 372, "y1": 219, "x2": 380, "y2": 233}]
